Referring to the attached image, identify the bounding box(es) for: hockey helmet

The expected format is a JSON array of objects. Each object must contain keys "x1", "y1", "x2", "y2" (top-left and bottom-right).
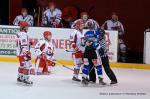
[
  {"x1": 19, "y1": 21, "x2": 29, "y2": 28},
  {"x1": 43, "y1": 31, "x2": 52, "y2": 40},
  {"x1": 86, "y1": 21, "x2": 95, "y2": 29},
  {"x1": 75, "y1": 20, "x2": 84, "y2": 26}
]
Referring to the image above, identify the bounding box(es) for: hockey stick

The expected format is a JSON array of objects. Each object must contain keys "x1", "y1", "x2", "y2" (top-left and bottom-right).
[
  {"x1": 56, "y1": 61, "x2": 83, "y2": 74},
  {"x1": 87, "y1": 50, "x2": 103, "y2": 75},
  {"x1": 65, "y1": 49, "x2": 74, "y2": 53},
  {"x1": 63, "y1": 49, "x2": 84, "y2": 74},
  {"x1": 56, "y1": 61, "x2": 74, "y2": 71},
  {"x1": 65, "y1": 49, "x2": 98, "y2": 75},
  {"x1": 83, "y1": 50, "x2": 102, "y2": 76}
]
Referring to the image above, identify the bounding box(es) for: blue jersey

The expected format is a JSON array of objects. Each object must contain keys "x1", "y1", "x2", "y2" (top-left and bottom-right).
[
  {"x1": 84, "y1": 30, "x2": 102, "y2": 42},
  {"x1": 84, "y1": 30, "x2": 102, "y2": 48}
]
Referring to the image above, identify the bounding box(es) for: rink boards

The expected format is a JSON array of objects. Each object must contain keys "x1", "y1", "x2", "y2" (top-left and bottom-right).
[
  {"x1": 0, "y1": 25, "x2": 118, "y2": 62},
  {"x1": 144, "y1": 32, "x2": 150, "y2": 64},
  {"x1": 0, "y1": 25, "x2": 150, "y2": 70}
]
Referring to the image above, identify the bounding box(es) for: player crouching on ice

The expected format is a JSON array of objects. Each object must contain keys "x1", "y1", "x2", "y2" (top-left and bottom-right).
[
  {"x1": 16, "y1": 22, "x2": 33, "y2": 85},
  {"x1": 35, "y1": 31, "x2": 56, "y2": 75},
  {"x1": 82, "y1": 22, "x2": 106, "y2": 86}
]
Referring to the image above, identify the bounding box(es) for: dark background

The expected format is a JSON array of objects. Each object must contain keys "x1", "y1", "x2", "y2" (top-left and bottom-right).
[
  {"x1": 0, "y1": 0, "x2": 9, "y2": 24},
  {"x1": 1, "y1": 0, "x2": 150, "y2": 63}
]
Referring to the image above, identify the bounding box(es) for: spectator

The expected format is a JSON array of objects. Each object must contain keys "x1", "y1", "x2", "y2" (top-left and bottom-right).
[
  {"x1": 101, "y1": 12, "x2": 126, "y2": 62},
  {"x1": 71, "y1": 12, "x2": 100, "y2": 30},
  {"x1": 13, "y1": 8, "x2": 34, "y2": 26},
  {"x1": 42, "y1": 1, "x2": 62, "y2": 27}
]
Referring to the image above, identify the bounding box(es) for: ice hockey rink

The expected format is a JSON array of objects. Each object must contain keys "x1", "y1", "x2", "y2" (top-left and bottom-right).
[{"x1": 0, "y1": 62, "x2": 150, "y2": 99}]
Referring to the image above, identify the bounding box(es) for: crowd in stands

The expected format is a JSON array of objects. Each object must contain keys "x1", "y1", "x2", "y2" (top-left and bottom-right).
[{"x1": 13, "y1": 1, "x2": 126, "y2": 62}]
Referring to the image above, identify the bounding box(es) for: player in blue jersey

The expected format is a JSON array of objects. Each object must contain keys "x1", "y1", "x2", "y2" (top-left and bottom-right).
[
  {"x1": 81, "y1": 23, "x2": 106, "y2": 86},
  {"x1": 82, "y1": 22, "x2": 117, "y2": 85}
]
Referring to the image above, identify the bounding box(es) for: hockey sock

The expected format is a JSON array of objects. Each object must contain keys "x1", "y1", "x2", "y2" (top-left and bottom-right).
[
  {"x1": 18, "y1": 67, "x2": 24, "y2": 80},
  {"x1": 22, "y1": 68, "x2": 32, "y2": 82},
  {"x1": 73, "y1": 66, "x2": 80, "y2": 78},
  {"x1": 96, "y1": 65, "x2": 103, "y2": 78},
  {"x1": 82, "y1": 65, "x2": 89, "y2": 78}
]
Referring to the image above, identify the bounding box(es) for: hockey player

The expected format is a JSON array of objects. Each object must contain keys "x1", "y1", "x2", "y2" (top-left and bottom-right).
[
  {"x1": 88, "y1": 22, "x2": 118, "y2": 85},
  {"x1": 71, "y1": 12, "x2": 100, "y2": 30},
  {"x1": 16, "y1": 22, "x2": 33, "y2": 85},
  {"x1": 35, "y1": 31, "x2": 55, "y2": 75},
  {"x1": 70, "y1": 21, "x2": 85, "y2": 82},
  {"x1": 13, "y1": 8, "x2": 34, "y2": 26},
  {"x1": 42, "y1": 1, "x2": 62, "y2": 27},
  {"x1": 101, "y1": 12, "x2": 126, "y2": 62},
  {"x1": 81, "y1": 23, "x2": 106, "y2": 86},
  {"x1": 97, "y1": 28, "x2": 118, "y2": 85}
]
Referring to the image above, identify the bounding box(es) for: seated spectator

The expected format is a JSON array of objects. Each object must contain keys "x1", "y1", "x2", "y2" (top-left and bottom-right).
[
  {"x1": 71, "y1": 12, "x2": 100, "y2": 30},
  {"x1": 13, "y1": 8, "x2": 34, "y2": 26},
  {"x1": 101, "y1": 12, "x2": 126, "y2": 62},
  {"x1": 42, "y1": 1, "x2": 62, "y2": 28}
]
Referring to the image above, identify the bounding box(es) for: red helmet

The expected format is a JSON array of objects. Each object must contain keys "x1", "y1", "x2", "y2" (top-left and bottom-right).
[
  {"x1": 19, "y1": 21, "x2": 28, "y2": 28},
  {"x1": 43, "y1": 31, "x2": 52, "y2": 39},
  {"x1": 75, "y1": 20, "x2": 84, "y2": 26}
]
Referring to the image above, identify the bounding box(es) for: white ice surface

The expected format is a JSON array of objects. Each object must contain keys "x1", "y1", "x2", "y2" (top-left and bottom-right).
[{"x1": 0, "y1": 62, "x2": 150, "y2": 99}]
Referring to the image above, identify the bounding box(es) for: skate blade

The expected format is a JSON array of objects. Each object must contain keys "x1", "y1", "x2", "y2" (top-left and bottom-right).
[
  {"x1": 109, "y1": 83, "x2": 118, "y2": 87},
  {"x1": 99, "y1": 84, "x2": 110, "y2": 87},
  {"x1": 72, "y1": 80, "x2": 81, "y2": 84},
  {"x1": 81, "y1": 84, "x2": 88, "y2": 87},
  {"x1": 17, "y1": 82, "x2": 33, "y2": 86},
  {"x1": 22, "y1": 83, "x2": 33, "y2": 86},
  {"x1": 16, "y1": 81, "x2": 23, "y2": 85},
  {"x1": 81, "y1": 82, "x2": 89, "y2": 87},
  {"x1": 81, "y1": 83, "x2": 110, "y2": 88}
]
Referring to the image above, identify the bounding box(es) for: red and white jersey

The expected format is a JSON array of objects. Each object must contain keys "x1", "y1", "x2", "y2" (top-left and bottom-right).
[
  {"x1": 16, "y1": 31, "x2": 30, "y2": 56},
  {"x1": 13, "y1": 15, "x2": 34, "y2": 26},
  {"x1": 70, "y1": 29, "x2": 85, "y2": 52},
  {"x1": 42, "y1": 8, "x2": 62, "y2": 26},
  {"x1": 101, "y1": 20, "x2": 124, "y2": 35},
  {"x1": 71, "y1": 18, "x2": 100, "y2": 29},
  {"x1": 35, "y1": 39, "x2": 55, "y2": 60}
]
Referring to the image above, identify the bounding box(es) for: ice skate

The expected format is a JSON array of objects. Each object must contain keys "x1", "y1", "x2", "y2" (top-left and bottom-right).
[
  {"x1": 72, "y1": 76, "x2": 81, "y2": 82},
  {"x1": 82, "y1": 77, "x2": 89, "y2": 86},
  {"x1": 17, "y1": 77, "x2": 23, "y2": 84},
  {"x1": 98, "y1": 77, "x2": 107, "y2": 86},
  {"x1": 110, "y1": 81, "x2": 118, "y2": 86},
  {"x1": 23, "y1": 79, "x2": 33, "y2": 86}
]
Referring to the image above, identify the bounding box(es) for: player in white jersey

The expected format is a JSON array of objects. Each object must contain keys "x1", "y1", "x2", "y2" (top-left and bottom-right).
[
  {"x1": 71, "y1": 12, "x2": 100, "y2": 30},
  {"x1": 70, "y1": 21, "x2": 85, "y2": 82},
  {"x1": 13, "y1": 8, "x2": 34, "y2": 26},
  {"x1": 16, "y1": 22, "x2": 33, "y2": 85},
  {"x1": 42, "y1": 2, "x2": 62, "y2": 27},
  {"x1": 35, "y1": 31, "x2": 56, "y2": 75},
  {"x1": 101, "y1": 13, "x2": 126, "y2": 62}
]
